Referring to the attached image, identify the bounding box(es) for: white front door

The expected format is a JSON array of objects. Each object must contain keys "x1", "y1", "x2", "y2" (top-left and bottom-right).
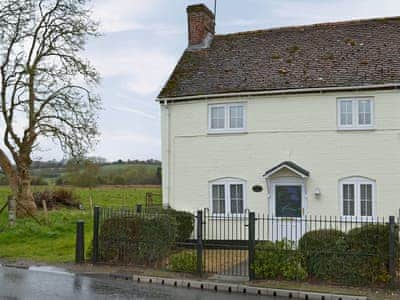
[{"x1": 269, "y1": 178, "x2": 306, "y2": 242}]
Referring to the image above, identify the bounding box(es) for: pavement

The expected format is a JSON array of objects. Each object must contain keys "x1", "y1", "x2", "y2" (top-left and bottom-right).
[
  {"x1": 0, "y1": 265, "x2": 267, "y2": 299},
  {"x1": 0, "y1": 262, "x2": 374, "y2": 300}
]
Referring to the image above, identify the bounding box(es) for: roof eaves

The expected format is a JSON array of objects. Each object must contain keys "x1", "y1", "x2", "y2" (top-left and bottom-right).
[{"x1": 156, "y1": 83, "x2": 400, "y2": 102}]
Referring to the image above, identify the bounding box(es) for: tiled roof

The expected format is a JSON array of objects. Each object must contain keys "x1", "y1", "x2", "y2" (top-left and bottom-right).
[{"x1": 159, "y1": 17, "x2": 400, "y2": 99}]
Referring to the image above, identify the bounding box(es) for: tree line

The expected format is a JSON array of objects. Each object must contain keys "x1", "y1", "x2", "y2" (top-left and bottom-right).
[{"x1": 0, "y1": 158, "x2": 162, "y2": 187}]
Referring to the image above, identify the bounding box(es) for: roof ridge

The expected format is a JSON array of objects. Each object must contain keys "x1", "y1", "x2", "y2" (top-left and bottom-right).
[{"x1": 216, "y1": 16, "x2": 400, "y2": 37}]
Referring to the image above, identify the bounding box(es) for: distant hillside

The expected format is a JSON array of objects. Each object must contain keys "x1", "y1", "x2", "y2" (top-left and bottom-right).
[{"x1": 0, "y1": 159, "x2": 161, "y2": 186}]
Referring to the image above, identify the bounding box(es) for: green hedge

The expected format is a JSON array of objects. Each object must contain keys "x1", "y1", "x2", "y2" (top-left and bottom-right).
[
  {"x1": 145, "y1": 207, "x2": 194, "y2": 242},
  {"x1": 254, "y1": 241, "x2": 307, "y2": 281},
  {"x1": 298, "y1": 229, "x2": 347, "y2": 282},
  {"x1": 164, "y1": 209, "x2": 194, "y2": 241},
  {"x1": 345, "y1": 224, "x2": 398, "y2": 285},
  {"x1": 169, "y1": 251, "x2": 197, "y2": 273},
  {"x1": 99, "y1": 214, "x2": 177, "y2": 266},
  {"x1": 298, "y1": 225, "x2": 398, "y2": 285}
]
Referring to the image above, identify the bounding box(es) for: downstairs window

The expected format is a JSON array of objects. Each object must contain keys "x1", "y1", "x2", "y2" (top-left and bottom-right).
[
  {"x1": 210, "y1": 178, "x2": 246, "y2": 215},
  {"x1": 339, "y1": 177, "x2": 375, "y2": 217}
]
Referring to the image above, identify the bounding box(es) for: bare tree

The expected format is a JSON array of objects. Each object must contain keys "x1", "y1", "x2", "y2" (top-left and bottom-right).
[{"x1": 0, "y1": 0, "x2": 101, "y2": 216}]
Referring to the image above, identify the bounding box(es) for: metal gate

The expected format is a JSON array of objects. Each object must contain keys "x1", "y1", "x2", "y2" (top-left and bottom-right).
[{"x1": 197, "y1": 210, "x2": 251, "y2": 278}]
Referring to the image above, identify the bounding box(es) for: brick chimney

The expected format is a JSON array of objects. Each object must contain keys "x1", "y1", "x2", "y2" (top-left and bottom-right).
[{"x1": 187, "y1": 4, "x2": 215, "y2": 49}]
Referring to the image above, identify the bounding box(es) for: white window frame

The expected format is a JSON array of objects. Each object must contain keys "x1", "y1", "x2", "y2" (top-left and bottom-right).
[
  {"x1": 339, "y1": 177, "x2": 376, "y2": 219},
  {"x1": 209, "y1": 178, "x2": 247, "y2": 216},
  {"x1": 208, "y1": 103, "x2": 246, "y2": 133},
  {"x1": 337, "y1": 97, "x2": 374, "y2": 130}
]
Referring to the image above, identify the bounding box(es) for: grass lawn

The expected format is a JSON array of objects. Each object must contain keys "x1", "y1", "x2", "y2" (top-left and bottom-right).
[{"x1": 0, "y1": 185, "x2": 161, "y2": 263}]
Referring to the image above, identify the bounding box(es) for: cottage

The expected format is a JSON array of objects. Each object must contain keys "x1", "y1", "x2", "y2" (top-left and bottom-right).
[{"x1": 157, "y1": 4, "x2": 400, "y2": 220}]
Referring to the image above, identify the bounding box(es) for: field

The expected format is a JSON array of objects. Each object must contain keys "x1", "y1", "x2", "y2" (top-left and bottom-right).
[
  {"x1": 0, "y1": 185, "x2": 161, "y2": 263},
  {"x1": 28, "y1": 162, "x2": 161, "y2": 185}
]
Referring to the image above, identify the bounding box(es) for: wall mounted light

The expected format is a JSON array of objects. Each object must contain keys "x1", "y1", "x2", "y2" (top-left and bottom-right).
[{"x1": 314, "y1": 187, "x2": 321, "y2": 197}]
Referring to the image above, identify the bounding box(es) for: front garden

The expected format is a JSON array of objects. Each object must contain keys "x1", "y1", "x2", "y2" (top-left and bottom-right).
[
  {"x1": 1, "y1": 190, "x2": 399, "y2": 291},
  {"x1": 95, "y1": 208, "x2": 399, "y2": 289},
  {"x1": 254, "y1": 226, "x2": 396, "y2": 286}
]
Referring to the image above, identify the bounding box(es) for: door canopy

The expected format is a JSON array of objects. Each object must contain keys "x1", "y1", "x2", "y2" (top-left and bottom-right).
[{"x1": 263, "y1": 161, "x2": 310, "y2": 179}]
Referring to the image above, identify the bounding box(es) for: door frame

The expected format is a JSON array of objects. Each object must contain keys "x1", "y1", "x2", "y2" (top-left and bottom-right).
[{"x1": 268, "y1": 177, "x2": 307, "y2": 218}]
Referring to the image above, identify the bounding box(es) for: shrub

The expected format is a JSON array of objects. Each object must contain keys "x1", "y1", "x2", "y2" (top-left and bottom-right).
[
  {"x1": 298, "y1": 229, "x2": 347, "y2": 282},
  {"x1": 344, "y1": 224, "x2": 398, "y2": 285},
  {"x1": 33, "y1": 189, "x2": 80, "y2": 210},
  {"x1": 52, "y1": 189, "x2": 80, "y2": 208},
  {"x1": 55, "y1": 177, "x2": 65, "y2": 186},
  {"x1": 99, "y1": 214, "x2": 177, "y2": 266},
  {"x1": 86, "y1": 241, "x2": 93, "y2": 261},
  {"x1": 112, "y1": 175, "x2": 126, "y2": 185},
  {"x1": 299, "y1": 226, "x2": 398, "y2": 286},
  {"x1": 169, "y1": 251, "x2": 197, "y2": 273},
  {"x1": 144, "y1": 207, "x2": 194, "y2": 242},
  {"x1": 254, "y1": 240, "x2": 307, "y2": 281},
  {"x1": 31, "y1": 176, "x2": 48, "y2": 186},
  {"x1": 165, "y1": 209, "x2": 194, "y2": 241}
]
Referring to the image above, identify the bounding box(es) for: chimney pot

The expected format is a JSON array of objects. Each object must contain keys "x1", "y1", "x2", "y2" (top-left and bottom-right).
[{"x1": 187, "y1": 4, "x2": 215, "y2": 49}]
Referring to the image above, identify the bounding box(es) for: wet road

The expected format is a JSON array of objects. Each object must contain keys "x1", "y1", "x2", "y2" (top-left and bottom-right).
[{"x1": 0, "y1": 266, "x2": 276, "y2": 299}]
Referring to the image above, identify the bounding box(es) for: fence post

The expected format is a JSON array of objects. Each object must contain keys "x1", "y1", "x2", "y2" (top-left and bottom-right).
[
  {"x1": 75, "y1": 220, "x2": 85, "y2": 263},
  {"x1": 196, "y1": 210, "x2": 203, "y2": 277},
  {"x1": 92, "y1": 206, "x2": 100, "y2": 264},
  {"x1": 136, "y1": 204, "x2": 142, "y2": 214},
  {"x1": 389, "y1": 215, "x2": 396, "y2": 287},
  {"x1": 7, "y1": 196, "x2": 16, "y2": 227},
  {"x1": 248, "y1": 211, "x2": 256, "y2": 280}
]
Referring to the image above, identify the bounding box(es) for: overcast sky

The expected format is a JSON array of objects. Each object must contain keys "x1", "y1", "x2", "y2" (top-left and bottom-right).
[{"x1": 37, "y1": 0, "x2": 400, "y2": 161}]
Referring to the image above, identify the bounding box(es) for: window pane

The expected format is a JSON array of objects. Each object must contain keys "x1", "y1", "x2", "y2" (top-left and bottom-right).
[
  {"x1": 360, "y1": 184, "x2": 372, "y2": 216},
  {"x1": 275, "y1": 185, "x2": 302, "y2": 217},
  {"x1": 340, "y1": 101, "x2": 353, "y2": 126},
  {"x1": 210, "y1": 106, "x2": 225, "y2": 129},
  {"x1": 358, "y1": 100, "x2": 372, "y2": 125},
  {"x1": 212, "y1": 184, "x2": 225, "y2": 214},
  {"x1": 230, "y1": 184, "x2": 243, "y2": 214},
  {"x1": 343, "y1": 184, "x2": 355, "y2": 216},
  {"x1": 229, "y1": 105, "x2": 244, "y2": 129}
]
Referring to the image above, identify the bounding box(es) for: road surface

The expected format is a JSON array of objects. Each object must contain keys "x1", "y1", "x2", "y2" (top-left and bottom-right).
[{"x1": 0, "y1": 266, "x2": 279, "y2": 299}]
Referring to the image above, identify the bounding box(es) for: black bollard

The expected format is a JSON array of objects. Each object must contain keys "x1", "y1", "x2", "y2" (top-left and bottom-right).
[{"x1": 75, "y1": 220, "x2": 85, "y2": 264}]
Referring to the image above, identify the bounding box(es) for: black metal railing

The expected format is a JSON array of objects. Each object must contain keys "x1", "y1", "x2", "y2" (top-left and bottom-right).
[{"x1": 90, "y1": 206, "x2": 399, "y2": 286}]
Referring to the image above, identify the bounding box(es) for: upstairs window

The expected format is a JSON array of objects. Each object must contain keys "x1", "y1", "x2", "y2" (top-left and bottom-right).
[
  {"x1": 210, "y1": 178, "x2": 246, "y2": 215},
  {"x1": 210, "y1": 105, "x2": 225, "y2": 129},
  {"x1": 208, "y1": 103, "x2": 245, "y2": 133},
  {"x1": 337, "y1": 98, "x2": 374, "y2": 130},
  {"x1": 339, "y1": 177, "x2": 375, "y2": 218}
]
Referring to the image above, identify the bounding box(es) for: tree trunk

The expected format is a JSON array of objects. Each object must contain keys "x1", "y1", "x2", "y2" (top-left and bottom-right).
[
  {"x1": 0, "y1": 149, "x2": 37, "y2": 217},
  {"x1": 15, "y1": 171, "x2": 37, "y2": 217}
]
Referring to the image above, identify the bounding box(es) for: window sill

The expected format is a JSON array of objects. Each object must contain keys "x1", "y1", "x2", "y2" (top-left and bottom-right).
[
  {"x1": 336, "y1": 127, "x2": 375, "y2": 132},
  {"x1": 340, "y1": 216, "x2": 376, "y2": 222},
  {"x1": 207, "y1": 130, "x2": 248, "y2": 135},
  {"x1": 208, "y1": 214, "x2": 248, "y2": 219},
  {"x1": 272, "y1": 216, "x2": 303, "y2": 220}
]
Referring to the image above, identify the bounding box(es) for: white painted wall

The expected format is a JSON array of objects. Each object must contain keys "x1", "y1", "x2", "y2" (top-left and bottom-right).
[{"x1": 160, "y1": 89, "x2": 400, "y2": 216}]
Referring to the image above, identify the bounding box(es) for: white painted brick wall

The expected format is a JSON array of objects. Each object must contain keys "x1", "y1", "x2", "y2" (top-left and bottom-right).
[{"x1": 161, "y1": 89, "x2": 400, "y2": 216}]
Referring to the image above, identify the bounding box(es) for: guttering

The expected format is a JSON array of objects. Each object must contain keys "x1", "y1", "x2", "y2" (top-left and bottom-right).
[
  {"x1": 161, "y1": 99, "x2": 170, "y2": 208},
  {"x1": 157, "y1": 83, "x2": 400, "y2": 102}
]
